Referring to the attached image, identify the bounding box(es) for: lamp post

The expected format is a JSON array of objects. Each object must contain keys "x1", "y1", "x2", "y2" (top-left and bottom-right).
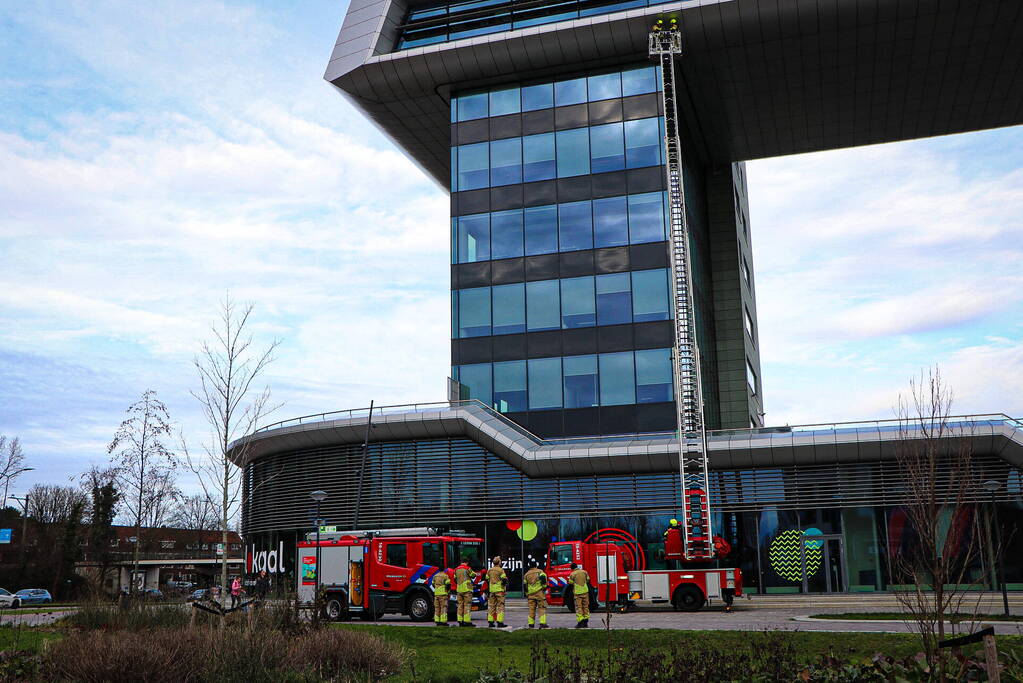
[
  {"x1": 982, "y1": 480, "x2": 1010, "y2": 616},
  {"x1": 2, "y1": 468, "x2": 33, "y2": 510},
  {"x1": 309, "y1": 490, "x2": 328, "y2": 607}
]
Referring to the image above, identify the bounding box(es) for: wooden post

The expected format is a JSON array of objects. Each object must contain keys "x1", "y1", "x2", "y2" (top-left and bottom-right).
[{"x1": 982, "y1": 633, "x2": 1000, "y2": 683}]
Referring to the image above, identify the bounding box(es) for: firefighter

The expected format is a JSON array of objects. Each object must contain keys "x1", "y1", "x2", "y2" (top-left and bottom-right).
[
  {"x1": 568, "y1": 562, "x2": 591, "y2": 628},
  {"x1": 523, "y1": 561, "x2": 549, "y2": 629},
  {"x1": 432, "y1": 569, "x2": 452, "y2": 626},
  {"x1": 485, "y1": 556, "x2": 508, "y2": 628},
  {"x1": 663, "y1": 518, "x2": 680, "y2": 538},
  {"x1": 454, "y1": 559, "x2": 477, "y2": 627}
]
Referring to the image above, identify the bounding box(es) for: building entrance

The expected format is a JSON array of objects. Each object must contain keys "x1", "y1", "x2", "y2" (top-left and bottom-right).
[{"x1": 801, "y1": 535, "x2": 846, "y2": 593}]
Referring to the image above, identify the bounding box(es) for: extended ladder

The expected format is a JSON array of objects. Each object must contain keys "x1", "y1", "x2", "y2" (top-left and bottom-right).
[{"x1": 649, "y1": 21, "x2": 714, "y2": 561}]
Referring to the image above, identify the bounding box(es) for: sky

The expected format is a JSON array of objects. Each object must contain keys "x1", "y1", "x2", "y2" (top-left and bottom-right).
[{"x1": 1, "y1": 1, "x2": 1021, "y2": 494}]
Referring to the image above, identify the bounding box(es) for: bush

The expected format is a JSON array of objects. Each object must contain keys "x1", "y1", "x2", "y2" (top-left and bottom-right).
[
  {"x1": 286, "y1": 628, "x2": 407, "y2": 681},
  {"x1": 45, "y1": 629, "x2": 202, "y2": 682},
  {"x1": 63, "y1": 603, "x2": 190, "y2": 630}
]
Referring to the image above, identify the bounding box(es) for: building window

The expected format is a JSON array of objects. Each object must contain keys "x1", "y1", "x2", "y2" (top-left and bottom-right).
[
  {"x1": 458, "y1": 363, "x2": 492, "y2": 406},
  {"x1": 526, "y1": 280, "x2": 560, "y2": 332},
  {"x1": 599, "y1": 351, "x2": 636, "y2": 406},
  {"x1": 522, "y1": 132, "x2": 556, "y2": 182},
  {"x1": 740, "y1": 253, "x2": 751, "y2": 286},
  {"x1": 161, "y1": 540, "x2": 175, "y2": 549},
  {"x1": 493, "y1": 360, "x2": 527, "y2": 412},
  {"x1": 589, "y1": 122, "x2": 625, "y2": 173},
  {"x1": 492, "y1": 283, "x2": 525, "y2": 335},
  {"x1": 558, "y1": 200, "x2": 593, "y2": 251},
  {"x1": 555, "y1": 128, "x2": 590, "y2": 177},
  {"x1": 593, "y1": 196, "x2": 628, "y2": 248},
  {"x1": 458, "y1": 287, "x2": 491, "y2": 337},
  {"x1": 554, "y1": 77, "x2": 587, "y2": 106},
  {"x1": 624, "y1": 117, "x2": 661, "y2": 168},
  {"x1": 563, "y1": 355, "x2": 598, "y2": 408},
  {"x1": 635, "y1": 348, "x2": 672, "y2": 403},
  {"x1": 746, "y1": 359, "x2": 758, "y2": 396},
  {"x1": 627, "y1": 192, "x2": 666, "y2": 243},
  {"x1": 560, "y1": 276, "x2": 596, "y2": 329},
  {"x1": 528, "y1": 357, "x2": 562, "y2": 409},
  {"x1": 491, "y1": 209, "x2": 524, "y2": 259},
  {"x1": 595, "y1": 272, "x2": 632, "y2": 325},
  {"x1": 524, "y1": 205, "x2": 558, "y2": 256},
  {"x1": 456, "y1": 213, "x2": 489, "y2": 263},
  {"x1": 631, "y1": 269, "x2": 670, "y2": 322},
  {"x1": 744, "y1": 306, "x2": 755, "y2": 341},
  {"x1": 622, "y1": 66, "x2": 657, "y2": 96},
  {"x1": 489, "y1": 137, "x2": 522, "y2": 186},
  {"x1": 489, "y1": 87, "x2": 520, "y2": 117},
  {"x1": 587, "y1": 72, "x2": 621, "y2": 101},
  {"x1": 457, "y1": 142, "x2": 489, "y2": 191},
  {"x1": 521, "y1": 83, "x2": 553, "y2": 112},
  {"x1": 456, "y1": 92, "x2": 488, "y2": 122}
]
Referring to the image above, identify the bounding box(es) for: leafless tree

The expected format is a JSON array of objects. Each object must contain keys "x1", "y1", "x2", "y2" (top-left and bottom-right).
[
  {"x1": 182, "y1": 295, "x2": 280, "y2": 601},
  {"x1": 889, "y1": 367, "x2": 983, "y2": 673},
  {"x1": 0, "y1": 435, "x2": 27, "y2": 508},
  {"x1": 107, "y1": 390, "x2": 176, "y2": 596},
  {"x1": 26, "y1": 484, "x2": 89, "y2": 524},
  {"x1": 140, "y1": 469, "x2": 181, "y2": 529},
  {"x1": 174, "y1": 494, "x2": 220, "y2": 531}
]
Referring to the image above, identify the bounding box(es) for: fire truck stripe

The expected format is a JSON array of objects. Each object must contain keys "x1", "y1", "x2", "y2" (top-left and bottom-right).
[{"x1": 408, "y1": 565, "x2": 432, "y2": 584}]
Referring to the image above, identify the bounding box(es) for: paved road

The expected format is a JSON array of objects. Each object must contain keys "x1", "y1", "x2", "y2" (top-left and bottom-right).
[{"x1": 0, "y1": 608, "x2": 75, "y2": 627}]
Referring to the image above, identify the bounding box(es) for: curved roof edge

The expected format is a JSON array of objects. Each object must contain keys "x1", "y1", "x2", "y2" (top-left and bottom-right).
[{"x1": 226, "y1": 402, "x2": 1023, "y2": 477}]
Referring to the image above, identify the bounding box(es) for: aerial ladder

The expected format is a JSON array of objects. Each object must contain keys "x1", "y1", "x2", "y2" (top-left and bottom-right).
[{"x1": 649, "y1": 18, "x2": 714, "y2": 561}]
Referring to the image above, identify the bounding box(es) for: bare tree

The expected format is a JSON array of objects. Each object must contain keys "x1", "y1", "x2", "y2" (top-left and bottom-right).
[
  {"x1": 0, "y1": 435, "x2": 27, "y2": 508},
  {"x1": 141, "y1": 469, "x2": 181, "y2": 529},
  {"x1": 183, "y1": 296, "x2": 280, "y2": 601},
  {"x1": 107, "y1": 390, "x2": 176, "y2": 597},
  {"x1": 890, "y1": 367, "x2": 982, "y2": 673},
  {"x1": 26, "y1": 484, "x2": 89, "y2": 524},
  {"x1": 174, "y1": 494, "x2": 220, "y2": 531}
]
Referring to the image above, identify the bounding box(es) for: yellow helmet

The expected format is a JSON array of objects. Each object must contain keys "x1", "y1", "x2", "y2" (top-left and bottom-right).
[{"x1": 669, "y1": 518, "x2": 679, "y2": 526}]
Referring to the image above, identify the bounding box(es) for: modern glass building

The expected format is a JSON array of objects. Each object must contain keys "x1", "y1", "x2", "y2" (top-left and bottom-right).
[{"x1": 231, "y1": 0, "x2": 1023, "y2": 595}]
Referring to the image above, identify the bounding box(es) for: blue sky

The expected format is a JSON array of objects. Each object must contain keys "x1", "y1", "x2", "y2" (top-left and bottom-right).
[{"x1": 1, "y1": 1, "x2": 1021, "y2": 493}]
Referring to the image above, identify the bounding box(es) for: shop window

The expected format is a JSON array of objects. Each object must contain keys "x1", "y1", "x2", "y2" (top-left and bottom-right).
[
  {"x1": 528, "y1": 357, "x2": 562, "y2": 410},
  {"x1": 524, "y1": 204, "x2": 558, "y2": 256},
  {"x1": 490, "y1": 209, "x2": 523, "y2": 259},
  {"x1": 631, "y1": 269, "x2": 670, "y2": 322},
  {"x1": 595, "y1": 273, "x2": 632, "y2": 325},
  {"x1": 526, "y1": 280, "x2": 560, "y2": 332},
  {"x1": 492, "y1": 283, "x2": 525, "y2": 335},
  {"x1": 599, "y1": 351, "x2": 635, "y2": 406},
  {"x1": 593, "y1": 196, "x2": 628, "y2": 248},
  {"x1": 555, "y1": 128, "x2": 589, "y2": 178},
  {"x1": 522, "y1": 132, "x2": 556, "y2": 182},
  {"x1": 560, "y1": 276, "x2": 596, "y2": 329},
  {"x1": 493, "y1": 360, "x2": 527, "y2": 412},
  {"x1": 635, "y1": 348, "x2": 672, "y2": 403},
  {"x1": 563, "y1": 354, "x2": 598, "y2": 408},
  {"x1": 589, "y1": 122, "x2": 625, "y2": 174},
  {"x1": 558, "y1": 200, "x2": 592, "y2": 252}
]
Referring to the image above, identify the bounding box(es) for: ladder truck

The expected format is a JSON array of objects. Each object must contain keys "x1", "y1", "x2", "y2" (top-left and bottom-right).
[{"x1": 545, "y1": 18, "x2": 743, "y2": 613}]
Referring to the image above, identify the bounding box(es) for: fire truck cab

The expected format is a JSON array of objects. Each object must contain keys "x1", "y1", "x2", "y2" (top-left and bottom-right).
[
  {"x1": 545, "y1": 538, "x2": 742, "y2": 612},
  {"x1": 297, "y1": 527, "x2": 486, "y2": 622}
]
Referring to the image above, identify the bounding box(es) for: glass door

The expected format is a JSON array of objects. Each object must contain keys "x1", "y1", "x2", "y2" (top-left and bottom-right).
[{"x1": 801, "y1": 535, "x2": 846, "y2": 592}]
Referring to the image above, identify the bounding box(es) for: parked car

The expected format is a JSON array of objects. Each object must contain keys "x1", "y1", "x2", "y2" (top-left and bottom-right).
[
  {"x1": 142, "y1": 588, "x2": 165, "y2": 601},
  {"x1": 189, "y1": 588, "x2": 208, "y2": 601},
  {"x1": 166, "y1": 580, "x2": 193, "y2": 590},
  {"x1": 0, "y1": 589, "x2": 21, "y2": 609},
  {"x1": 14, "y1": 589, "x2": 51, "y2": 605}
]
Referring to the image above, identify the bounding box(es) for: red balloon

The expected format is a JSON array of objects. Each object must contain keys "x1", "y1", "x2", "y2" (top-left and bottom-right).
[{"x1": 505, "y1": 520, "x2": 522, "y2": 531}]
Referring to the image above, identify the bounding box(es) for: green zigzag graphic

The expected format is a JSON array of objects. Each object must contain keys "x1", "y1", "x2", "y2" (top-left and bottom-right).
[{"x1": 768, "y1": 529, "x2": 823, "y2": 582}]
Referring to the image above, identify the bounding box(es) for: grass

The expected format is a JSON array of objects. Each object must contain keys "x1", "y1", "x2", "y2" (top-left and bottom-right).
[
  {"x1": 0, "y1": 607, "x2": 79, "y2": 615},
  {"x1": 809, "y1": 612, "x2": 1023, "y2": 622},
  {"x1": 335, "y1": 625, "x2": 1023, "y2": 682},
  {"x1": 0, "y1": 627, "x2": 62, "y2": 652}
]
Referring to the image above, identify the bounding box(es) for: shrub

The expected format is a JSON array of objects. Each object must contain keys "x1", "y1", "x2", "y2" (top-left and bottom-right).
[
  {"x1": 44, "y1": 629, "x2": 203, "y2": 682},
  {"x1": 63, "y1": 603, "x2": 190, "y2": 630},
  {"x1": 286, "y1": 628, "x2": 408, "y2": 681}
]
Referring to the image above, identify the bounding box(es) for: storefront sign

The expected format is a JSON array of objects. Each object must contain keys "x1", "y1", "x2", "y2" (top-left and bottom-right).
[{"x1": 246, "y1": 541, "x2": 286, "y2": 574}]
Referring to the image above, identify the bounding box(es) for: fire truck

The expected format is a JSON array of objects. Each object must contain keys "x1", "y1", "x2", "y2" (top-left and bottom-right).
[
  {"x1": 296, "y1": 528, "x2": 486, "y2": 622},
  {"x1": 545, "y1": 527, "x2": 742, "y2": 612}
]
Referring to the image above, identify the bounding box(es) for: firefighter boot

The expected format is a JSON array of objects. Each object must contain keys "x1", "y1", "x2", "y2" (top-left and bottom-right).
[
  {"x1": 488, "y1": 621, "x2": 495, "y2": 628},
  {"x1": 582, "y1": 618, "x2": 589, "y2": 628},
  {"x1": 497, "y1": 622, "x2": 507, "y2": 628},
  {"x1": 538, "y1": 623, "x2": 550, "y2": 629}
]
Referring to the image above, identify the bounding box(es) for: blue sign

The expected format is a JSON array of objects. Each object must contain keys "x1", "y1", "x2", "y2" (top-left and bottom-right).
[{"x1": 0, "y1": 529, "x2": 12, "y2": 544}]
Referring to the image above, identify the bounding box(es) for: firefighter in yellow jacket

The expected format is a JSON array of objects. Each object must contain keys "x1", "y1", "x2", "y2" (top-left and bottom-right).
[
  {"x1": 523, "y1": 561, "x2": 549, "y2": 629},
  {"x1": 431, "y1": 570, "x2": 452, "y2": 626},
  {"x1": 568, "y1": 562, "x2": 591, "y2": 628},
  {"x1": 454, "y1": 560, "x2": 477, "y2": 627},
  {"x1": 485, "y1": 556, "x2": 508, "y2": 628}
]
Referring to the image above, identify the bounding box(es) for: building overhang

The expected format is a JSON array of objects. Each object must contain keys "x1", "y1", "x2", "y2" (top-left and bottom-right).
[
  {"x1": 227, "y1": 401, "x2": 1023, "y2": 478},
  {"x1": 325, "y1": 0, "x2": 1023, "y2": 187}
]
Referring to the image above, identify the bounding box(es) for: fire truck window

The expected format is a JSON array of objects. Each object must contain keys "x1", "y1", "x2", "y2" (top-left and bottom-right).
[
  {"x1": 422, "y1": 542, "x2": 442, "y2": 568},
  {"x1": 460, "y1": 542, "x2": 482, "y2": 567},
  {"x1": 446, "y1": 543, "x2": 458, "y2": 568},
  {"x1": 551, "y1": 545, "x2": 573, "y2": 566},
  {"x1": 385, "y1": 543, "x2": 408, "y2": 568}
]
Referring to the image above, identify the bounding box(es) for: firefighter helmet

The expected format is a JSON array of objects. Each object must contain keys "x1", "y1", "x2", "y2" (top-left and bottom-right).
[{"x1": 669, "y1": 518, "x2": 679, "y2": 527}]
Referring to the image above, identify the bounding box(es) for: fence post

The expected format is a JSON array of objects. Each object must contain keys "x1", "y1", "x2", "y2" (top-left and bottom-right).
[{"x1": 983, "y1": 633, "x2": 1000, "y2": 683}]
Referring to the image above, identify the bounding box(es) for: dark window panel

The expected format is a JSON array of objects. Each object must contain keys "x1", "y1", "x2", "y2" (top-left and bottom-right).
[
  {"x1": 633, "y1": 321, "x2": 674, "y2": 349},
  {"x1": 599, "y1": 405, "x2": 637, "y2": 436},
  {"x1": 629, "y1": 242, "x2": 670, "y2": 270},
  {"x1": 490, "y1": 185, "x2": 523, "y2": 211},
  {"x1": 556, "y1": 176, "x2": 591, "y2": 202},
  {"x1": 456, "y1": 118, "x2": 490, "y2": 145},
  {"x1": 489, "y1": 114, "x2": 522, "y2": 140},
  {"x1": 592, "y1": 170, "x2": 627, "y2": 198},
  {"x1": 588, "y1": 99, "x2": 623, "y2": 125},
  {"x1": 451, "y1": 338, "x2": 460, "y2": 365},
  {"x1": 455, "y1": 189, "x2": 490, "y2": 215},
  {"x1": 561, "y1": 327, "x2": 598, "y2": 356},
  {"x1": 636, "y1": 402, "x2": 676, "y2": 433},
  {"x1": 559, "y1": 250, "x2": 595, "y2": 278},
  {"x1": 458, "y1": 337, "x2": 493, "y2": 364},
  {"x1": 492, "y1": 334, "x2": 527, "y2": 361},
  {"x1": 563, "y1": 407, "x2": 599, "y2": 437},
  {"x1": 526, "y1": 330, "x2": 562, "y2": 358},
  {"x1": 521, "y1": 109, "x2": 555, "y2": 135},
  {"x1": 528, "y1": 411, "x2": 564, "y2": 438},
  {"x1": 522, "y1": 180, "x2": 557, "y2": 206},
  {"x1": 554, "y1": 104, "x2": 588, "y2": 130},
  {"x1": 455, "y1": 261, "x2": 492, "y2": 288},
  {"x1": 524, "y1": 253, "x2": 560, "y2": 281},
  {"x1": 622, "y1": 93, "x2": 660, "y2": 120},
  {"x1": 491, "y1": 257, "x2": 525, "y2": 285},
  {"x1": 596, "y1": 325, "x2": 634, "y2": 353},
  {"x1": 626, "y1": 166, "x2": 665, "y2": 194},
  {"x1": 593, "y1": 246, "x2": 630, "y2": 274}
]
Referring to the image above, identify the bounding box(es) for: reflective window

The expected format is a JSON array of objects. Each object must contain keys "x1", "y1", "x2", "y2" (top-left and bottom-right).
[
  {"x1": 631, "y1": 269, "x2": 670, "y2": 322},
  {"x1": 554, "y1": 77, "x2": 586, "y2": 106},
  {"x1": 457, "y1": 142, "x2": 489, "y2": 190},
  {"x1": 627, "y1": 192, "x2": 666, "y2": 244},
  {"x1": 456, "y1": 213, "x2": 489, "y2": 263},
  {"x1": 593, "y1": 196, "x2": 628, "y2": 248},
  {"x1": 458, "y1": 363, "x2": 492, "y2": 405},
  {"x1": 624, "y1": 117, "x2": 661, "y2": 169},
  {"x1": 587, "y1": 72, "x2": 621, "y2": 102},
  {"x1": 458, "y1": 287, "x2": 491, "y2": 337},
  {"x1": 635, "y1": 348, "x2": 672, "y2": 403},
  {"x1": 457, "y1": 93, "x2": 488, "y2": 121},
  {"x1": 450, "y1": 21, "x2": 510, "y2": 40},
  {"x1": 490, "y1": 209, "x2": 523, "y2": 260},
  {"x1": 595, "y1": 272, "x2": 632, "y2": 325},
  {"x1": 528, "y1": 357, "x2": 562, "y2": 409},
  {"x1": 560, "y1": 276, "x2": 595, "y2": 329},
  {"x1": 744, "y1": 306, "x2": 754, "y2": 340},
  {"x1": 493, "y1": 360, "x2": 527, "y2": 412},
  {"x1": 490, "y1": 137, "x2": 522, "y2": 186},
  {"x1": 521, "y1": 83, "x2": 553, "y2": 112},
  {"x1": 746, "y1": 358, "x2": 758, "y2": 395},
  {"x1": 558, "y1": 200, "x2": 592, "y2": 252},
  {"x1": 555, "y1": 128, "x2": 589, "y2": 177},
  {"x1": 522, "y1": 132, "x2": 556, "y2": 182},
  {"x1": 599, "y1": 352, "x2": 635, "y2": 406},
  {"x1": 590, "y1": 122, "x2": 625, "y2": 174},
  {"x1": 526, "y1": 280, "x2": 560, "y2": 332},
  {"x1": 492, "y1": 283, "x2": 525, "y2": 335},
  {"x1": 563, "y1": 355, "x2": 598, "y2": 408},
  {"x1": 621, "y1": 66, "x2": 657, "y2": 97},
  {"x1": 524, "y1": 204, "x2": 558, "y2": 256},
  {"x1": 489, "y1": 87, "x2": 520, "y2": 117}
]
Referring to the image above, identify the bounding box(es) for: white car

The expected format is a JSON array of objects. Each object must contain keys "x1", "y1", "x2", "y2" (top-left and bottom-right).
[{"x1": 0, "y1": 589, "x2": 21, "y2": 609}]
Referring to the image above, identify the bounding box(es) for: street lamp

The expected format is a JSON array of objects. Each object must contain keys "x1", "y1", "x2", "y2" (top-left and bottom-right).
[
  {"x1": 982, "y1": 479, "x2": 1010, "y2": 617},
  {"x1": 2, "y1": 468, "x2": 33, "y2": 510},
  {"x1": 309, "y1": 490, "x2": 328, "y2": 607}
]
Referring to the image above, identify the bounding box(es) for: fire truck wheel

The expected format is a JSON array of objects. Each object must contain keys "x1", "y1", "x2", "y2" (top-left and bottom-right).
[
  {"x1": 406, "y1": 591, "x2": 433, "y2": 622},
  {"x1": 324, "y1": 597, "x2": 346, "y2": 622},
  {"x1": 672, "y1": 585, "x2": 705, "y2": 612}
]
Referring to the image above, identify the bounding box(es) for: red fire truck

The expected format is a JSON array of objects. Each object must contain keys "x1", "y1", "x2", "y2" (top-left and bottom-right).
[
  {"x1": 545, "y1": 527, "x2": 741, "y2": 612},
  {"x1": 297, "y1": 527, "x2": 487, "y2": 622}
]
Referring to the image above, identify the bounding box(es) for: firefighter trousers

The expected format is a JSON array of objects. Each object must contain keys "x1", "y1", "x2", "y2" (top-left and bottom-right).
[
  {"x1": 574, "y1": 593, "x2": 590, "y2": 621},
  {"x1": 456, "y1": 592, "x2": 473, "y2": 623},
  {"x1": 433, "y1": 594, "x2": 449, "y2": 623},
  {"x1": 487, "y1": 592, "x2": 505, "y2": 623},
  {"x1": 527, "y1": 594, "x2": 547, "y2": 625}
]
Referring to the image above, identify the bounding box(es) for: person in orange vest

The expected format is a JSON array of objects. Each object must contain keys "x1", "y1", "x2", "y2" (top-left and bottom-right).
[
  {"x1": 568, "y1": 563, "x2": 591, "y2": 628},
  {"x1": 485, "y1": 556, "x2": 508, "y2": 628},
  {"x1": 454, "y1": 560, "x2": 477, "y2": 627},
  {"x1": 431, "y1": 570, "x2": 453, "y2": 626}
]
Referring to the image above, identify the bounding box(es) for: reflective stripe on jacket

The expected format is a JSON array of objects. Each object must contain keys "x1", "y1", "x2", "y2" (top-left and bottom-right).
[
  {"x1": 432, "y1": 572, "x2": 451, "y2": 596},
  {"x1": 454, "y1": 565, "x2": 476, "y2": 593},
  {"x1": 523, "y1": 568, "x2": 547, "y2": 597},
  {"x1": 486, "y1": 566, "x2": 507, "y2": 593},
  {"x1": 568, "y1": 568, "x2": 589, "y2": 595}
]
